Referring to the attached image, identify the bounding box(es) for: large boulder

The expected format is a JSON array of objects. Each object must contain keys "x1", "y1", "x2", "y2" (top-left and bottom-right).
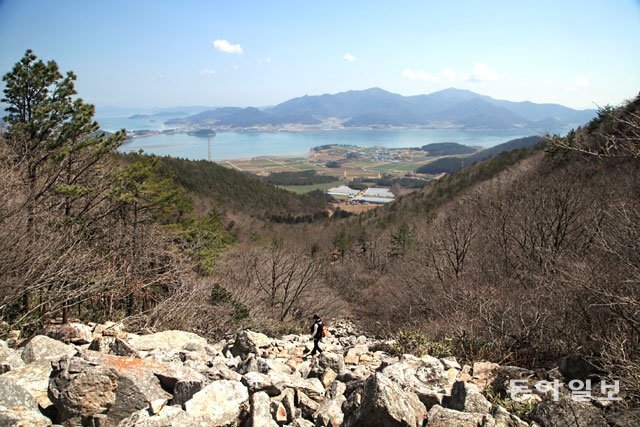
[
  {"x1": 0, "y1": 346, "x2": 25, "y2": 373},
  {"x1": 48, "y1": 356, "x2": 119, "y2": 425},
  {"x1": 313, "y1": 380, "x2": 346, "y2": 427},
  {"x1": 1, "y1": 360, "x2": 55, "y2": 408},
  {"x1": 172, "y1": 380, "x2": 203, "y2": 407},
  {"x1": 83, "y1": 351, "x2": 204, "y2": 393},
  {"x1": 185, "y1": 380, "x2": 249, "y2": 426},
  {"x1": 532, "y1": 397, "x2": 607, "y2": 426},
  {"x1": 343, "y1": 372, "x2": 426, "y2": 427},
  {"x1": 231, "y1": 330, "x2": 272, "y2": 357},
  {"x1": 117, "y1": 405, "x2": 202, "y2": 427},
  {"x1": 445, "y1": 380, "x2": 492, "y2": 414},
  {"x1": 491, "y1": 405, "x2": 528, "y2": 427},
  {"x1": 291, "y1": 377, "x2": 325, "y2": 402},
  {"x1": 248, "y1": 391, "x2": 278, "y2": 427},
  {"x1": 0, "y1": 407, "x2": 52, "y2": 426},
  {"x1": 242, "y1": 371, "x2": 282, "y2": 396},
  {"x1": 43, "y1": 322, "x2": 93, "y2": 345},
  {"x1": 315, "y1": 352, "x2": 346, "y2": 376},
  {"x1": 88, "y1": 336, "x2": 138, "y2": 357},
  {"x1": 58, "y1": 353, "x2": 172, "y2": 425},
  {"x1": 20, "y1": 335, "x2": 77, "y2": 364},
  {"x1": 381, "y1": 354, "x2": 448, "y2": 406},
  {"x1": 0, "y1": 377, "x2": 40, "y2": 411},
  {"x1": 427, "y1": 405, "x2": 494, "y2": 427},
  {"x1": 126, "y1": 330, "x2": 207, "y2": 353},
  {"x1": 472, "y1": 361, "x2": 500, "y2": 387},
  {"x1": 296, "y1": 391, "x2": 320, "y2": 420}
]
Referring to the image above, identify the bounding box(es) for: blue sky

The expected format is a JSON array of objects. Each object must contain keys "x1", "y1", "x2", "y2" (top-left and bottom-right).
[{"x1": 1, "y1": 0, "x2": 639, "y2": 110}]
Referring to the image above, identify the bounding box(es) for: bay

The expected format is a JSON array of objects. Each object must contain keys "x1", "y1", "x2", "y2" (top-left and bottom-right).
[{"x1": 99, "y1": 116, "x2": 543, "y2": 161}]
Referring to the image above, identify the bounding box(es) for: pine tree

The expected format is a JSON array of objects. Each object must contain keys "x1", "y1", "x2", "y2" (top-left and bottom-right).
[{"x1": 2, "y1": 50, "x2": 125, "y2": 318}]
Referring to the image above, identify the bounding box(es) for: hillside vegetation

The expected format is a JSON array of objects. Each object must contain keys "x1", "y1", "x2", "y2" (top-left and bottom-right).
[
  {"x1": 308, "y1": 94, "x2": 640, "y2": 407},
  {"x1": 416, "y1": 135, "x2": 543, "y2": 174},
  {"x1": 2, "y1": 52, "x2": 639, "y2": 416},
  {"x1": 154, "y1": 155, "x2": 329, "y2": 221}
]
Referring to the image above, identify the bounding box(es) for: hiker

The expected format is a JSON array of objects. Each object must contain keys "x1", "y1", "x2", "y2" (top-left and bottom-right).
[{"x1": 310, "y1": 314, "x2": 324, "y2": 356}]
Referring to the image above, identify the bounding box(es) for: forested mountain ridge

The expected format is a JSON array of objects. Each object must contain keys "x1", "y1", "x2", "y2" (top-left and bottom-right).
[
  {"x1": 415, "y1": 135, "x2": 544, "y2": 174},
  {"x1": 153, "y1": 155, "x2": 329, "y2": 221}
]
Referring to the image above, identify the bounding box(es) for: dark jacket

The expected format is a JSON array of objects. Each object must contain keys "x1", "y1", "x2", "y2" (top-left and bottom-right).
[{"x1": 311, "y1": 319, "x2": 324, "y2": 340}]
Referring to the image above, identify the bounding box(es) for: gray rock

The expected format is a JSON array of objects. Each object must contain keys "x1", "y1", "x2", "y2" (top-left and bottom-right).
[
  {"x1": 185, "y1": 380, "x2": 249, "y2": 426},
  {"x1": 148, "y1": 399, "x2": 168, "y2": 415},
  {"x1": 248, "y1": 391, "x2": 278, "y2": 427},
  {"x1": 445, "y1": 381, "x2": 492, "y2": 414},
  {"x1": 491, "y1": 405, "x2": 529, "y2": 427},
  {"x1": 0, "y1": 377, "x2": 39, "y2": 411},
  {"x1": 292, "y1": 377, "x2": 325, "y2": 402},
  {"x1": 151, "y1": 363, "x2": 205, "y2": 393},
  {"x1": 238, "y1": 354, "x2": 261, "y2": 375},
  {"x1": 343, "y1": 372, "x2": 426, "y2": 427},
  {"x1": 313, "y1": 380, "x2": 346, "y2": 427},
  {"x1": 427, "y1": 405, "x2": 494, "y2": 427},
  {"x1": 48, "y1": 356, "x2": 119, "y2": 424},
  {"x1": 20, "y1": 335, "x2": 77, "y2": 364},
  {"x1": 231, "y1": 330, "x2": 272, "y2": 357},
  {"x1": 88, "y1": 336, "x2": 138, "y2": 357},
  {"x1": 79, "y1": 353, "x2": 172, "y2": 424},
  {"x1": 290, "y1": 418, "x2": 315, "y2": 427},
  {"x1": 316, "y1": 352, "x2": 346, "y2": 376},
  {"x1": 381, "y1": 354, "x2": 448, "y2": 401},
  {"x1": 0, "y1": 346, "x2": 25, "y2": 373},
  {"x1": 242, "y1": 371, "x2": 282, "y2": 396},
  {"x1": 440, "y1": 357, "x2": 461, "y2": 371},
  {"x1": 0, "y1": 407, "x2": 52, "y2": 426},
  {"x1": 532, "y1": 397, "x2": 607, "y2": 427},
  {"x1": 172, "y1": 380, "x2": 203, "y2": 407},
  {"x1": 472, "y1": 362, "x2": 500, "y2": 387},
  {"x1": 1, "y1": 360, "x2": 54, "y2": 408},
  {"x1": 297, "y1": 391, "x2": 320, "y2": 420},
  {"x1": 278, "y1": 388, "x2": 296, "y2": 422},
  {"x1": 117, "y1": 405, "x2": 202, "y2": 427},
  {"x1": 127, "y1": 330, "x2": 207, "y2": 353}
]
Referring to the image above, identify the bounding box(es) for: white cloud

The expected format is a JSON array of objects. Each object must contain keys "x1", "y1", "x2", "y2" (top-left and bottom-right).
[
  {"x1": 213, "y1": 39, "x2": 243, "y2": 54},
  {"x1": 575, "y1": 76, "x2": 589, "y2": 87},
  {"x1": 200, "y1": 68, "x2": 216, "y2": 76},
  {"x1": 266, "y1": 57, "x2": 272, "y2": 63},
  {"x1": 343, "y1": 53, "x2": 357, "y2": 62},
  {"x1": 440, "y1": 67, "x2": 457, "y2": 81},
  {"x1": 402, "y1": 68, "x2": 439, "y2": 82},
  {"x1": 467, "y1": 62, "x2": 500, "y2": 82}
]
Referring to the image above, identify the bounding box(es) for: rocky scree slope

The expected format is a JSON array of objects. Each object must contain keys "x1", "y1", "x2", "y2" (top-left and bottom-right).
[{"x1": 0, "y1": 321, "x2": 620, "y2": 426}]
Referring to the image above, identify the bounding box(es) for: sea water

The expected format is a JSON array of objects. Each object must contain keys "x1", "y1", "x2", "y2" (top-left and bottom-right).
[{"x1": 99, "y1": 116, "x2": 544, "y2": 161}]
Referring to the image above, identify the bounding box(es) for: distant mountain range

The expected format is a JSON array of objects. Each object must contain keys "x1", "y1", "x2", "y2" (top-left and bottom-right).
[{"x1": 166, "y1": 88, "x2": 596, "y2": 131}]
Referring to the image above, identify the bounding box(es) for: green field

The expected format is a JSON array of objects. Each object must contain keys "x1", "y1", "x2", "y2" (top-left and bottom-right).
[{"x1": 278, "y1": 181, "x2": 342, "y2": 194}]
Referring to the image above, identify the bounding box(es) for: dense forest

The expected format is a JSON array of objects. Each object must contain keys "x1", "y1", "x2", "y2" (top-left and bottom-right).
[{"x1": 1, "y1": 51, "x2": 639, "y2": 415}]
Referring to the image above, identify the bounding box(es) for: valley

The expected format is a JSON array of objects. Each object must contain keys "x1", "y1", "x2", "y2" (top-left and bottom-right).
[{"x1": 220, "y1": 144, "x2": 444, "y2": 182}]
